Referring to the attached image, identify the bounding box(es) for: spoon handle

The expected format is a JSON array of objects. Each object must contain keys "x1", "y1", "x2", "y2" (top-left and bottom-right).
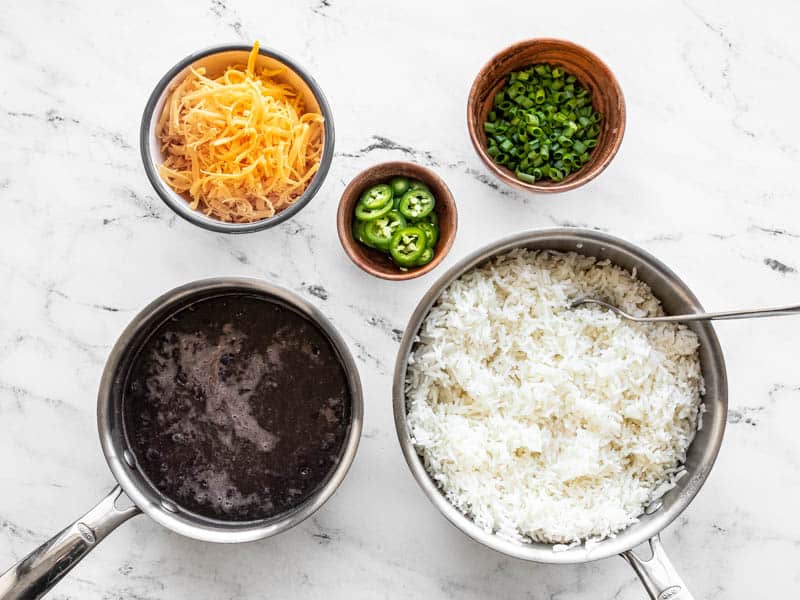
[{"x1": 648, "y1": 303, "x2": 800, "y2": 322}]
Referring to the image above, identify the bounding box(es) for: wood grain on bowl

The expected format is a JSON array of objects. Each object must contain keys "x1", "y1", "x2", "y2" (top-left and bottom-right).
[
  {"x1": 467, "y1": 38, "x2": 626, "y2": 193},
  {"x1": 337, "y1": 162, "x2": 457, "y2": 281}
]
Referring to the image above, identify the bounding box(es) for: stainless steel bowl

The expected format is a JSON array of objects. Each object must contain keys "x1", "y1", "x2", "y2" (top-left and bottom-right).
[
  {"x1": 392, "y1": 229, "x2": 727, "y2": 600},
  {"x1": 140, "y1": 44, "x2": 335, "y2": 234},
  {"x1": 0, "y1": 278, "x2": 362, "y2": 599}
]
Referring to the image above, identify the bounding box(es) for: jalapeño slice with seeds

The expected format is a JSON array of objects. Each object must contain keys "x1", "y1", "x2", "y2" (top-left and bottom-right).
[
  {"x1": 389, "y1": 226, "x2": 427, "y2": 267},
  {"x1": 359, "y1": 184, "x2": 393, "y2": 209},
  {"x1": 363, "y1": 210, "x2": 407, "y2": 250},
  {"x1": 398, "y1": 188, "x2": 435, "y2": 220}
]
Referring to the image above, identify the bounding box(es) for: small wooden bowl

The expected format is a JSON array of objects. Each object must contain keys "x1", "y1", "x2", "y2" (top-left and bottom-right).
[
  {"x1": 337, "y1": 162, "x2": 458, "y2": 280},
  {"x1": 467, "y1": 38, "x2": 626, "y2": 193}
]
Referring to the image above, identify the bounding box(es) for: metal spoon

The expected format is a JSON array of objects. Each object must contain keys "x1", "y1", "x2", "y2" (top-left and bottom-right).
[{"x1": 569, "y1": 297, "x2": 800, "y2": 323}]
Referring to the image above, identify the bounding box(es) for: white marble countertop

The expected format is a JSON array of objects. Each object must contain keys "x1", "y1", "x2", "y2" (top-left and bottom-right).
[{"x1": 1, "y1": 1, "x2": 799, "y2": 598}]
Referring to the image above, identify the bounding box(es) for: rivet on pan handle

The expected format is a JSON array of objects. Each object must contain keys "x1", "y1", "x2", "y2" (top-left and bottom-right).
[
  {"x1": 621, "y1": 534, "x2": 695, "y2": 600},
  {"x1": 0, "y1": 486, "x2": 141, "y2": 600}
]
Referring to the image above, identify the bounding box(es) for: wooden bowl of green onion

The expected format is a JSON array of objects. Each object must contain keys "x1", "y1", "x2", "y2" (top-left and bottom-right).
[{"x1": 467, "y1": 38, "x2": 625, "y2": 193}]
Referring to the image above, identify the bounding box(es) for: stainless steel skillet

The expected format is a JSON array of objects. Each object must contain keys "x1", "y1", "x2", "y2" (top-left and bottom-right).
[
  {"x1": 392, "y1": 229, "x2": 727, "y2": 600},
  {"x1": 0, "y1": 278, "x2": 363, "y2": 599}
]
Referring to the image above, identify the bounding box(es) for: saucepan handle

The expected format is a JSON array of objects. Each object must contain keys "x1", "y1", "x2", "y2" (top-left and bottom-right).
[
  {"x1": 0, "y1": 485, "x2": 140, "y2": 600},
  {"x1": 621, "y1": 534, "x2": 694, "y2": 600}
]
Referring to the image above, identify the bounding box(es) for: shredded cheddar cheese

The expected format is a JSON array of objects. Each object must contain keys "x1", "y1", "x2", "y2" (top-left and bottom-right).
[{"x1": 156, "y1": 42, "x2": 324, "y2": 223}]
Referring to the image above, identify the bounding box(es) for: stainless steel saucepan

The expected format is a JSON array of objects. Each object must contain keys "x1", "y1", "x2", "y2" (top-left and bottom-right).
[
  {"x1": 393, "y1": 229, "x2": 727, "y2": 600},
  {"x1": 0, "y1": 278, "x2": 363, "y2": 600}
]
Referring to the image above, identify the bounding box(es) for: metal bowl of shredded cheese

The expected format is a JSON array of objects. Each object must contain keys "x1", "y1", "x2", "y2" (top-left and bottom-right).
[{"x1": 140, "y1": 43, "x2": 334, "y2": 233}]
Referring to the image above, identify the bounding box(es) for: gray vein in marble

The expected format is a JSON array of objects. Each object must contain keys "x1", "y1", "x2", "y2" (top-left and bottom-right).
[
  {"x1": 681, "y1": 0, "x2": 734, "y2": 49},
  {"x1": 309, "y1": 515, "x2": 342, "y2": 546},
  {"x1": 115, "y1": 186, "x2": 165, "y2": 221},
  {"x1": 0, "y1": 380, "x2": 79, "y2": 414},
  {"x1": 644, "y1": 232, "x2": 685, "y2": 243},
  {"x1": 215, "y1": 236, "x2": 250, "y2": 265},
  {"x1": 209, "y1": 0, "x2": 249, "y2": 40},
  {"x1": 727, "y1": 406, "x2": 763, "y2": 426},
  {"x1": 62, "y1": 577, "x2": 163, "y2": 600},
  {"x1": 0, "y1": 267, "x2": 116, "y2": 361},
  {"x1": 106, "y1": 565, "x2": 169, "y2": 593},
  {"x1": 1, "y1": 105, "x2": 134, "y2": 151},
  {"x1": 643, "y1": 226, "x2": 800, "y2": 246},
  {"x1": 729, "y1": 383, "x2": 800, "y2": 426},
  {"x1": 463, "y1": 166, "x2": 514, "y2": 197},
  {"x1": 351, "y1": 340, "x2": 387, "y2": 374},
  {"x1": 285, "y1": 217, "x2": 320, "y2": 258},
  {"x1": 450, "y1": 163, "x2": 532, "y2": 204},
  {"x1": 282, "y1": 220, "x2": 307, "y2": 236},
  {"x1": 46, "y1": 286, "x2": 130, "y2": 313},
  {"x1": 300, "y1": 282, "x2": 329, "y2": 300},
  {"x1": 749, "y1": 225, "x2": 800, "y2": 239},
  {"x1": 348, "y1": 304, "x2": 403, "y2": 342},
  {"x1": 547, "y1": 218, "x2": 608, "y2": 232},
  {"x1": 0, "y1": 332, "x2": 54, "y2": 360},
  {"x1": 768, "y1": 383, "x2": 800, "y2": 399},
  {"x1": 338, "y1": 135, "x2": 440, "y2": 167},
  {"x1": 680, "y1": 1, "x2": 755, "y2": 139},
  {"x1": 337, "y1": 138, "x2": 529, "y2": 205},
  {"x1": 311, "y1": 0, "x2": 332, "y2": 17},
  {"x1": 763, "y1": 257, "x2": 796, "y2": 274},
  {"x1": 43, "y1": 290, "x2": 110, "y2": 362},
  {"x1": 0, "y1": 517, "x2": 40, "y2": 543}
]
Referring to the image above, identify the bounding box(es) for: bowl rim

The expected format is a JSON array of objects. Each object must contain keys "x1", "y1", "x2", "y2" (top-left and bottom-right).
[
  {"x1": 336, "y1": 160, "x2": 458, "y2": 281},
  {"x1": 140, "y1": 43, "x2": 335, "y2": 234},
  {"x1": 392, "y1": 228, "x2": 728, "y2": 564},
  {"x1": 467, "y1": 37, "x2": 626, "y2": 194}
]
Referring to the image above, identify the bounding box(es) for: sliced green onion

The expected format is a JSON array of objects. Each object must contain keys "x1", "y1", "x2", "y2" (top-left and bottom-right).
[{"x1": 482, "y1": 63, "x2": 602, "y2": 183}]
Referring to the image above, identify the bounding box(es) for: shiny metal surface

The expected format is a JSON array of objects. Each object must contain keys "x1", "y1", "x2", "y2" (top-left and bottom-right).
[
  {"x1": 0, "y1": 487, "x2": 139, "y2": 600},
  {"x1": 623, "y1": 535, "x2": 695, "y2": 600},
  {"x1": 392, "y1": 229, "x2": 727, "y2": 599},
  {"x1": 571, "y1": 296, "x2": 800, "y2": 322},
  {"x1": 0, "y1": 278, "x2": 363, "y2": 599},
  {"x1": 99, "y1": 278, "x2": 363, "y2": 543},
  {"x1": 140, "y1": 45, "x2": 335, "y2": 234}
]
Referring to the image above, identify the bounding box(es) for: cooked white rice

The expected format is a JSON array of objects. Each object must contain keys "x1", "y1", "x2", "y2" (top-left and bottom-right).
[{"x1": 405, "y1": 249, "x2": 704, "y2": 545}]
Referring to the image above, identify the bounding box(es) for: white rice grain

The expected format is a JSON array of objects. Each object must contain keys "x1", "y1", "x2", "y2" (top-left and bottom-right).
[{"x1": 405, "y1": 249, "x2": 704, "y2": 545}]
